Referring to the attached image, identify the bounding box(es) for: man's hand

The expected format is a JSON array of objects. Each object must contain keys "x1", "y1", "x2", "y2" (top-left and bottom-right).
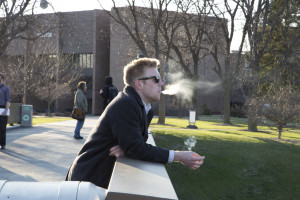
[
  {"x1": 109, "y1": 145, "x2": 125, "y2": 157},
  {"x1": 174, "y1": 151, "x2": 205, "y2": 169}
]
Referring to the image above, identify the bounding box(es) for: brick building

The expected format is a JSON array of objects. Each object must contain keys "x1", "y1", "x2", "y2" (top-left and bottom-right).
[
  {"x1": 1, "y1": 8, "x2": 240, "y2": 116},
  {"x1": 2, "y1": 10, "x2": 110, "y2": 115}
]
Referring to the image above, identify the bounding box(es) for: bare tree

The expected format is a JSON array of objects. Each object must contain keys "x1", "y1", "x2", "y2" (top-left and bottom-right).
[
  {"x1": 0, "y1": 0, "x2": 54, "y2": 56},
  {"x1": 247, "y1": 85, "x2": 300, "y2": 139},
  {"x1": 0, "y1": 0, "x2": 32, "y2": 56},
  {"x1": 0, "y1": 41, "x2": 40, "y2": 104},
  {"x1": 240, "y1": 0, "x2": 293, "y2": 131},
  {"x1": 0, "y1": 1, "x2": 63, "y2": 105},
  {"x1": 0, "y1": 56, "x2": 24, "y2": 101},
  {"x1": 1, "y1": 40, "x2": 84, "y2": 116},
  {"x1": 204, "y1": 0, "x2": 248, "y2": 124},
  {"x1": 263, "y1": 85, "x2": 300, "y2": 139},
  {"x1": 166, "y1": 0, "x2": 212, "y2": 116},
  {"x1": 0, "y1": 0, "x2": 37, "y2": 99},
  {"x1": 100, "y1": 0, "x2": 229, "y2": 120},
  {"x1": 33, "y1": 53, "x2": 83, "y2": 116}
]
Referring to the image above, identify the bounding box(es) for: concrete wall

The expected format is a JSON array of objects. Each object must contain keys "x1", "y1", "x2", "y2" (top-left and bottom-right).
[{"x1": 59, "y1": 11, "x2": 94, "y2": 54}]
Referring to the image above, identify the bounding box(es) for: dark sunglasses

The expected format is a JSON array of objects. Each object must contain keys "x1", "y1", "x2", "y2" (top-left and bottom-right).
[{"x1": 138, "y1": 75, "x2": 161, "y2": 83}]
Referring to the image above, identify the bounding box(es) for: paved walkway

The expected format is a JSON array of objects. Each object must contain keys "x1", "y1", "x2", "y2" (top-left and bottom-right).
[{"x1": 0, "y1": 116, "x2": 99, "y2": 182}]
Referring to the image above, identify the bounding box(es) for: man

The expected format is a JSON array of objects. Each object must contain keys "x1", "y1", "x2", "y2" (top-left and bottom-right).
[
  {"x1": 66, "y1": 58, "x2": 205, "y2": 189},
  {"x1": 99, "y1": 76, "x2": 118, "y2": 110},
  {"x1": 0, "y1": 73, "x2": 11, "y2": 150}
]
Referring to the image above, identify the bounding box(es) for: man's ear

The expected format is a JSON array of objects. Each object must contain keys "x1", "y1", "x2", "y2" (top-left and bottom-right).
[{"x1": 134, "y1": 79, "x2": 143, "y2": 90}]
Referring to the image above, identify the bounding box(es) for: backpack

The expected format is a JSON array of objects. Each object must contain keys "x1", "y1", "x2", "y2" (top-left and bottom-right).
[{"x1": 108, "y1": 86, "x2": 118, "y2": 103}]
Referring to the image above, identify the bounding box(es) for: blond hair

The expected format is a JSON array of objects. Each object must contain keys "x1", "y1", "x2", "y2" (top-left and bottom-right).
[{"x1": 123, "y1": 58, "x2": 160, "y2": 86}]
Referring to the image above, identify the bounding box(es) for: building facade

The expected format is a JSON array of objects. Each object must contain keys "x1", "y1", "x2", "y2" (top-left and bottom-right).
[
  {"x1": 2, "y1": 10, "x2": 110, "y2": 115},
  {"x1": 1, "y1": 8, "x2": 242, "y2": 116}
]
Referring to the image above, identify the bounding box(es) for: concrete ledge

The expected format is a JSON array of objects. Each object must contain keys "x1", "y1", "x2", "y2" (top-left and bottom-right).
[{"x1": 106, "y1": 134, "x2": 178, "y2": 200}]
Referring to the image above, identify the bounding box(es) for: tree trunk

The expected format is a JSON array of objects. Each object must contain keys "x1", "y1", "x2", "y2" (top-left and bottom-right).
[
  {"x1": 192, "y1": 87, "x2": 199, "y2": 119},
  {"x1": 157, "y1": 94, "x2": 166, "y2": 124},
  {"x1": 278, "y1": 125, "x2": 283, "y2": 139},
  {"x1": 157, "y1": 58, "x2": 166, "y2": 124},
  {"x1": 23, "y1": 81, "x2": 27, "y2": 104},
  {"x1": 47, "y1": 102, "x2": 51, "y2": 116},
  {"x1": 222, "y1": 55, "x2": 232, "y2": 124},
  {"x1": 178, "y1": 98, "x2": 183, "y2": 118},
  {"x1": 248, "y1": 117, "x2": 258, "y2": 132},
  {"x1": 223, "y1": 83, "x2": 231, "y2": 124}
]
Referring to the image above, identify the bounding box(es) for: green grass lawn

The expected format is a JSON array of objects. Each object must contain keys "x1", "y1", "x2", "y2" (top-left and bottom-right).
[
  {"x1": 32, "y1": 116, "x2": 72, "y2": 126},
  {"x1": 18, "y1": 115, "x2": 300, "y2": 199},
  {"x1": 151, "y1": 116, "x2": 300, "y2": 200}
]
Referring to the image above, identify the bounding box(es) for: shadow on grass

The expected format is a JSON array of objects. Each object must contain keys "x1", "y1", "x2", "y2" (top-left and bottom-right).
[
  {"x1": 212, "y1": 123, "x2": 245, "y2": 127},
  {"x1": 151, "y1": 123, "x2": 177, "y2": 127}
]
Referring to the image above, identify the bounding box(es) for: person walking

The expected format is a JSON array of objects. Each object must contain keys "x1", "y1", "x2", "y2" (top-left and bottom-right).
[
  {"x1": 66, "y1": 58, "x2": 205, "y2": 188},
  {"x1": 99, "y1": 76, "x2": 118, "y2": 110},
  {"x1": 0, "y1": 73, "x2": 11, "y2": 150},
  {"x1": 73, "y1": 81, "x2": 88, "y2": 140}
]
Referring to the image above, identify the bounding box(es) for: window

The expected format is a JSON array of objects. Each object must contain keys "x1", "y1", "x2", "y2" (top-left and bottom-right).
[{"x1": 71, "y1": 53, "x2": 93, "y2": 68}]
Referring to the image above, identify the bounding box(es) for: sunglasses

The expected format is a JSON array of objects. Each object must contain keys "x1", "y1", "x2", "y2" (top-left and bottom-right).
[{"x1": 138, "y1": 75, "x2": 161, "y2": 83}]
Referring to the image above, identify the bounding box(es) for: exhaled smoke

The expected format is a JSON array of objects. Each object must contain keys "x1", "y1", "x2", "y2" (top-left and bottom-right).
[
  {"x1": 162, "y1": 79, "x2": 195, "y2": 100},
  {"x1": 184, "y1": 136, "x2": 197, "y2": 151},
  {"x1": 162, "y1": 71, "x2": 220, "y2": 100}
]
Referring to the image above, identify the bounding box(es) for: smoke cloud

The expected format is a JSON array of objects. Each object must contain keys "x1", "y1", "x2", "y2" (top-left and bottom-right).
[
  {"x1": 184, "y1": 136, "x2": 197, "y2": 151},
  {"x1": 162, "y1": 71, "x2": 220, "y2": 101},
  {"x1": 162, "y1": 79, "x2": 195, "y2": 100}
]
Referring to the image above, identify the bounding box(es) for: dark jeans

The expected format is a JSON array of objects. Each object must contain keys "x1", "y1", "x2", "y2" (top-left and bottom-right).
[
  {"x1": 74, "y1": 118, "x2": 85, "y2": 137},
  {"x1": 0, "y1": 115, "x2": 8, "y2": 146}
]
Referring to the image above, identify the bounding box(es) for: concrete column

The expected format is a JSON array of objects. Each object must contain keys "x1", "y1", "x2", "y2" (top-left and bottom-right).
[{"x1": 92, "y1": 10, "x2": 110, "y2": 115}]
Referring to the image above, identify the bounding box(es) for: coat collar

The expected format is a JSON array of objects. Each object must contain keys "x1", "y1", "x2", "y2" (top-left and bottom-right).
[{"x1": 123, "y1": 86, "x2": 145, "y2": 108}]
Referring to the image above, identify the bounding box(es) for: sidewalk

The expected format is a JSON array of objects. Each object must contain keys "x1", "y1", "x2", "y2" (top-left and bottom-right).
[{"x1": 0, "y1": 116, "x2": 99, "y2": 182}]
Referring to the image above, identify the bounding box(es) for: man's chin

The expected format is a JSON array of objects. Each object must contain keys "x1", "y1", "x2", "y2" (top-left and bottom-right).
[
  {"x1": 150, "y1": 96, "x2": 160, "y2": 103},
  {"x1": 155, "y1": 96, "x2": 161, "y2": 102}
]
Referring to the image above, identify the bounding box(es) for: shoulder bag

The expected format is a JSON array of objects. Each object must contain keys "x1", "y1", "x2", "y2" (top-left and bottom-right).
[{"x1": 71, "y1": 108, "x2": 85, "y2": 121}]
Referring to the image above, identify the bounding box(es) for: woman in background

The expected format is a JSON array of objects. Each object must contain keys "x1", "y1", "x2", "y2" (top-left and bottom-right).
[{"x1": 73, "y1": 81, "x2": 88, "y2": 140}]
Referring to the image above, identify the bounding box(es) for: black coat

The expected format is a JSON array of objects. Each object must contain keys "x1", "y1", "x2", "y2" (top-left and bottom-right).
[
  {"x1": 66, "y1": 86, "x2": 169, "y2": 188},
  {"x1": 100, "y1": 83, "x2": 114, "y2": 109}
]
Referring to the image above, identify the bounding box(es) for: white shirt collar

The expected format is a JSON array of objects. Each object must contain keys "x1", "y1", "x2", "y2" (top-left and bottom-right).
[{"x1": 142, "y1": 100, "x2": 152, "y2": 114}]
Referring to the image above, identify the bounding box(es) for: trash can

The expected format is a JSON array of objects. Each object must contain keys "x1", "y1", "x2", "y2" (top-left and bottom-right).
[{"x1": 21, "y1": 105, "x2": 33, "y2": 127}]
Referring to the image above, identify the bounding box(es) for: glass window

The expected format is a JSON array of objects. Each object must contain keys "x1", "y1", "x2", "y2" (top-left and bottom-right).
[{"x1": 70, "y1": 53, "x2": 93, "y2": 68}]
